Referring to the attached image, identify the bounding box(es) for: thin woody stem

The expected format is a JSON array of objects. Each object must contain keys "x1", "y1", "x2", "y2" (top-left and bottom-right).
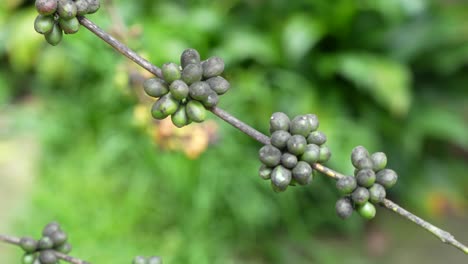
[{"x1": 70, "y1": 15, "x2": 468, "y2": 254}]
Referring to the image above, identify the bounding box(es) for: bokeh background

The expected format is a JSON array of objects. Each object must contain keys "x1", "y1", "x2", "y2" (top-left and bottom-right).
[{"x1": 1, "y1": 0, "x2": 467, "y2": 263}]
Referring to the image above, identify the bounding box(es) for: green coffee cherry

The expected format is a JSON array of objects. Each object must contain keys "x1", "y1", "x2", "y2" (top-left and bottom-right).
[
  {"x1": 286, "y1": 135, "x2": 307, "y2": 155},
  {"x1": 189, "y1": 81, "x2": 211, "y2": 101},
  {"x1": 34, "y1": 15, "x2": 54, "y2": 34},
  {"x1": 57, "y1": 0, "x2": 77, "y2": 19},
  {"x1": 201, "y1": 90, "x2": 219, "y2": 108},
  {"x1": 351, "y1": 146, "x2": 369, "y2": 168},
  {"x1": 357, "y1": 202, "x2": 376, "y2": 220},
  {"x1": 351, "y1": 187, "x2": 370, "y2": 205},
  {"x1": 202, "y1": 56, "x2": 224, "y2": 78},
  {"x1": 355, "y1": 157, "x2": 373, "y2": 170},
  {"x1": 75, "y1": 0, "x2": 89, "y2": 15},
  {"x1": 258, "y1": 145, "x2": 281, "y2": 167},
  {"x1": 270, "y1": 130, "x2": 291, "y2": 149},
  {"x1": 56, "y1": 242, "x2": 72, "y2": 254},
  {"x1": 148, "y1": 256, "x2": 163, "y2": 264},
  {"x1": 59, "y1": 17, "x2": 80, "y2": 34},
  {"x1": 162, "y1": 63, "x2": 181, "y2": 83},
  {"x1": 369, "y1": 183, "x2": 386, "y2": 204},
  {"x1": 318, "y1": 145, "x2": 331, "y2": 163},
  {"x1": 185, "y1": 100, "x2": 206, "y2": 123},
  {"x1": 45, "y1": 23, "x2": 63, "y2": 46},
  {"x1": 307, "y1": 131, "x2": 327, "y2": 145},
  {"x1": 269, "y1": 112, "x2": 290, "y2": 132},
  {"x1": 371, "y1": 152, "x2": 387, "y2": 171},
  {"x1": 336, "y1": 197, "x2": 353, "y2": 219},
  {"x1": 38, "y1": 236, "x2": 54, "y2": 250},
  {"x1": 336, "y1": 176, "x2": 357, "y2": 194},
  {"x1": 35, "y1": 0, "x2": 58, "y2": 15},
  {"x1": 86, "y1": 0, "x2": 101, "y2": 14},
  {"x1": 305, "y1": 114, "x2": 319, "y2": 131},
  {"x1": 42, "y1": 222, "x2": 61, "y2": 237},
  {"x1": 133, "y1": 256, "x2": 148, "y2": 264},
  {"x1": 206, "y1": 76, "x2": 230, "y2": 95},
  {"x1": 356, "y1": 169, "x2": 376, "y2": 188},
  {"x1": 151, "y1": 100, "x2": 168, "y2": 120},
  {"x1": 156, "y1": 94, "x2": 179, "y2": 116},
  {"x1": 300, "y1": 144, "x2": 320, "y2": 164},
  {"x1": 281, "y1": 153, "x2": 298, "y2": 169},
  {"x1": 292, "y1": 161, "x2": 313, "y2": 185},
  {"x1": 171, "y1": 105, "x2": 189, "y2": 128},
  {"x1": 143, "y1": 78, "x2": 169, "y2": 98},
  {"x1": 169, "y1": 80, "x2": 189, "y2": 100},
  {"x1": 376, "y1": 169, "x2": 398, "y2": 188},
  {"x1": 39, "y1": 250, "x2": 57, "y2": 264},
  {"x1": 22, "y1": 253, "x2": 36, "y2": 264},
  {"x1": 20, "y1": 237, "x2": 37, "y2": 253},
  {"x1": 290, "y1": 115, "x2": 313, "y2": 137},
  {"x1": 182, "y1": 63, "x2": 202, "y2": 85},
  {"x1": 181, "y1": 48, "x2": 201, "y2": 68},
  {"x1": 271, "y1": 165, "x2": 292, "y2": 190},
  {"x1": 50, "y1": 230, "x2": 67, "y2": 246},
  {"x1": 259, "y1": 164, "x2": 272, "y2": 180}
]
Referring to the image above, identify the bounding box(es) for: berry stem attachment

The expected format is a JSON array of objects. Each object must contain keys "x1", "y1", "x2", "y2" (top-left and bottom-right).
[
  {"x1": 72, "y1": 16, "x2": 468, "y2": 255},
  {"x1": 0, "y1": 234, "x2": 90, "y2": 264}
]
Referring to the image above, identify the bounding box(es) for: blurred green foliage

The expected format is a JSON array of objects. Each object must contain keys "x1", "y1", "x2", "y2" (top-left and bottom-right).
[{"x1": 1, "y1": 0, "x2": 467, "y2": 263}]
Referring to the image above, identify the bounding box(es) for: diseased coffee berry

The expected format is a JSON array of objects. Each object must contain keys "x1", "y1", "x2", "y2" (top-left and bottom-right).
[
  {"x1": 270, "y1": 130, "x2": 291, "y2": 149},
  {"x1": 185, "y1": 100, "x2": 206, "y2": 123},
  {"x1": 258, "y1": 145, "x2": 281, "y2": 167},
  {"x1": 281, "y1": 153, "x2": 298, "y2": 169},
  {"x1": 42, "y1": 222, "x2": 61, "y2": 237},
  {"x1": 182, "y1": 63, "x2": 202, "y2": 85},
  {"x1": 369, "y1": 183, "x2": 386, "y2": 203},
  {"x1": 56, "y1": 242, "x2": 72, "y2": 254},
  {"x1": 336, "y1": 176, "x2": 357, "y2": 194},
  {"x1": 181, "y1": 48, "x2": 201, "y2": 68},
  {"x1": 34, "y1": 15, "x2": 54, "y2": 34},
  {"x1": 305, "y1": 114, "x2": 319, "y2": 131},
  {"x1": 259, "y1": 164, "x2": 272, "y2": 180},
  {"x1": 290, "y1": 115, "x2": 313, "y2": 137},
  {"x1": 356, "y1": 169, "x2": 376, "y2": 187},
  {"x1": 271, "y1": 165, "x2": 292, "y2": 190},
  {"x1": 39, "y1": 250, "x2": 57, "y2": 264},
  {"x1": 45, "y1": 23, "x2": 63, "y2": 46},
  {"x1": 371, "y1": 152, "x2": 387, "y2": 171},
  {"x1": 20, "y1": 237, "x2": 37, "y2": 253},
  {"x1": 201, "y1": 90, "x2": 219, "y2": 108},
  {"x1": 300, "y1": 144, "x2": 320, "y2": 164},
  {"x1": 75, "y1": 0, "x2": 89, "y2": 15},
  {"x1": 336, "y1": 197, "x2": 353, "y2": 219},
  {"x1": 376, "y1": 169, "x2": 398, "y2": 188},
  {"x1": 356, "y1": 157, "x2": 373, "y2": 170},
  {"x1": 59, "y1": 17, "x2": 80, "y2": 34},
  {"x1": 50, "y1": 230, "x2": 67, "y2": 246},
  {"x1": 357, "y1": 202, "x2": 376, "y2": 220},
  {"x1": 22, "y1": 253, "x2": 36, "y2": 264},
  {"x1": 148, "y1": 256, "x2": 163, "y2": 264},
  {"x1": 133, "y1": 256, "x2": 147, "y2": 264},
  {"x1": 57, "y1": 0, "x2": 77, "y2": 19},
  {"x1": 162, "y1": 62, "x2": 181, "y2": 83},
  {"x1": 38, "y1": 236, "x2": 54, "y2": 250},
  {"x1": 351, "y1": 187, "x2": 369, "y2": 205},
  {"x1": 351, "y1": 146, "x2": 369, "y2": 168},
  {"x1": 169, "y1": 80, "x2": 189, "y2": 100},
  {"x1": 206, "y1": 76, "x2": 230, "y2": 95},
  {"x1": 269, "y1": 112, "x2": 290, "y2": 132},
  {"x1": 143, "y1": 78, "x2": 169, "y2": 98},
  {"x1": 36, "y1": 0, "x2": 58, "y2": 16},
  {"x1": 287, "y1": 135, "x2": 307, "y2": 155},
  {"x1": 318, "y1": 145, "x2": 331, "y2": 163},
  {"x1": 156, "y1": 94, "x2": 179, "y2": 116},
  {"x1": 307, "y1": 131, "x2": 327, "y2": 145},
  {"x1": 202, "y1": 56, "x2": 224, "y2": 78},
  {"x1": 171, "y1": 105, "x2": 189, "y2": 128},
  {"x1": 292, "y1": 161, "x2": 313, "y2": 185},
  {"x1": 189, "y1": 81, "x2": 211, "y2": 101},
  {"x1": 86, "y1": 0, "x2": 101, "y2": 14}
]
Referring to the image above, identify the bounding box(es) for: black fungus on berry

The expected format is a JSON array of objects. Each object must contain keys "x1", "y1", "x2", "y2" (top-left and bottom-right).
[
  {"x1": 307, "y1": 131, "x2": 327, "y2": 145},
  {"x1": 258, "y1": 145, "x2": 282, "y2": 167},
  {"x1": 281, "y1": 153, "x2": 298, "y2": 169},
  {"x1": 202, "y1": 56, "x2": 224, "y2": 78},
  {"x1": 351, "y1": 146, "x2": 369, "y2": 168},
  {"x1": 336, "y1": 197, "x2": 353, "y2": 219},
  {"x1": 369, "y1": 183, "x2": 386, "y2": 204},
  {"x1": 300, "y1": 144, "x2": 320, "y2": 164},
  {"x1": 336, "y1": 176, "x2": 357, "y2": 194},
  {"x1": 356, "y1": 168, "x2": 376, "y2": 187},
  {"x1": 271, "y1": 165, "x2": 292, "y2": 191},
  {"x1": 39, "y1": 250, "x2": 57, "y2": 264},
  {"x1": 286, "y1": 135, "x2": 307, "y2": 156},
  {"x1": 291, "y1": 161, "x2": 313, "y2": 185},
  {"x1": 270, "y1": 130, "x2": 291, "y2": 150},
  {"x1": 181, "y1": 48, "x2": 201, "y2": 68},
  {"x1": 351, "y1": 187, "x2": 370, "y2": 206},
  {"x1": 376, "y1": 169, "x2": 398, "y2": 188}
]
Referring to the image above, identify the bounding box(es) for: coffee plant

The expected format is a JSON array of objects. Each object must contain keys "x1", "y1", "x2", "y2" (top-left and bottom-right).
[{"x1": 0, "y1": 1, "x2": 467, "y2": 263}]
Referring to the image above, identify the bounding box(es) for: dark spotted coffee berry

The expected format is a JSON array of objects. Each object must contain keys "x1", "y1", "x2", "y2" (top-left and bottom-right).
[
  {"x1": 290, "y1": 115, "x2": 314, "y2": 137},
  {"x1": 36, "y1": 0, "x2": 58, "y2": 16},
  {"x1": 56, "y1": 242, "x2": 72, "y2": 254},
  {"x1": 351, "y1": 146, "x2": 369, "y2": 168},
  {"x1": 143, "y1": 78, "x2": 169, "y2": 98},
  {"x1": 351, "y1": 187, "x2": 369, "y2": 205},
  {"x1": 189, "y1": 81, "x2": 211, "y2": 101},
  {"x1": 270, "y1": 130, "x2": 291, "y2": 150},
  {"x1": 153, "y1": 94, "x2": 179, "y2": 118},
  {"x1": 38, "y1": 236, "x2": 54, "y2": 250},
  {"x1": 42, "y1": 222, "x2": 61, "y2": 237},
  {"x1": 169, "y1": 80, "x2": 189, "y2": 100},
  {"x1": 281, "y1": 153, "x2": 298, "y2": 169},
  {"x1": 20, "y1": 237, "x2": 37, "y2": 253},
  {"x1": 269, "y1": 112, "x2": 290, "y2": 132},
  {"x1": 86, "y1": 0, "x2": 101, "y2": 14},
  {"x1": 259, "y1": 145, "x2": 281, "y2": 167},
  {"x1": 59, "y1": 17, "x2": 80, "y2": 34},
  {"x1": 75, "y1": 0, "x2": 89, "y2": 15},
  {"x1": 34, "y1": 15, "x2": 54, "y2": 34},
  {"x1": 307, "y1": 131, "x2": 327, "y2": 145},
  {"x1": 182, "y1": 63, "x2": 203, "y2": 85},
  {"x1": 376, "y1": 169, "x2": 398, "y2": 188},
  {"x1": 259, "y1": 165, "x2": 272, "y2": 180},
  {"x1": 336, "y1": 176, "x2": 357, "y2": 194},
  {"x1": 371, "y1": 152, "x2": 387, "y2": 171},
  {"x1": 50, "y1": 230, "x2": 67, "y2": 246},
  {"x1": 205, "y1": 76, "x2": 230, "y2": 95},
  {"x1": 286, "y1": 135, "x2": 307, "y2": 155},
  {"x1": 181, "y1": 48, "x2": 201, "y2": 68},
  {"x1": 291, "y1": 161, "x2": 313, "y2": 185},
  {"x1": 305, "y1": 114, "x2": 319, "y2": 131},
  {"x1": 185, "y1": 100, "x2": 206, "y2": 123},
  {"x1": 162, "y1": 63, "x2": 181, "y2": 83},
  {"x1": 356, "y1": 169, "x2": 376, "y2": 187},
  {"x1": 318, "y1": 145, "x2": 331, "y2": 163},
  {"x1": 57, "y1": 0, "x2": 77, "y2": 20},
  {"x1": 171, "y1": 105, "x2": 189, "y2": 128},
  {"x1": 300, "y1": 144, "x2": 320, "y2": 164},
  {"x1": 369, "y1": 183, "x2": 386, "y2": 203},
  {"x1": 39, "y1": 250, "x2": 57, "y2": 264},
  {"x1": 336, "y1": 197, "x2": 353, "y2": 219},
  {"x1": 202, "y1": 56, "x2": 224, "y2": 78},
  {"x1": 271, "y1": 165, "x2": 292, "y2": 191}
]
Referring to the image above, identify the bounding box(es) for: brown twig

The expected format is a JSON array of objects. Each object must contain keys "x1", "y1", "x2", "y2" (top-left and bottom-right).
[{"x1": 70, "y1": 15, "x2": 463, "y2": 255}]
